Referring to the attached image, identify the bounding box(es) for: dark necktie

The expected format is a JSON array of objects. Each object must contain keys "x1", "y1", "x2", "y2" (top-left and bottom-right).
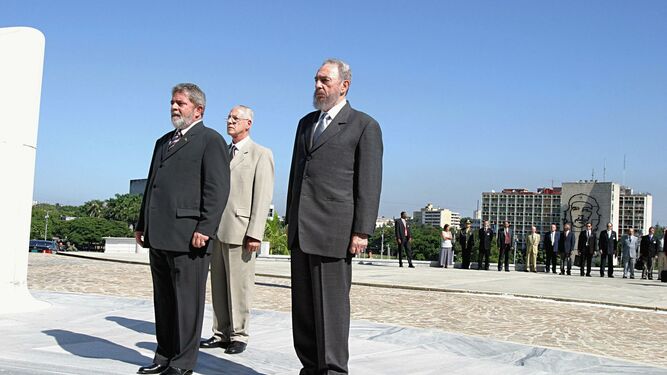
[
  {"x1": 229, "y1": 144, "x2": 238, "y2": 159},
  {"x1": 168, "y1": 130, "x2": 182, "y2": 149}
]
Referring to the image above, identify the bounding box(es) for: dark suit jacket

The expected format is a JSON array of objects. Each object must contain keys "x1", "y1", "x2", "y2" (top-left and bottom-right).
[
  {"x1": 286, "y1": 102, "x2": 383, "y2": 259},
  {"x1": 478, "y1": 228, "x2": 494, "y2": 251},
  {"x1": 544, "y1": 231, "x2": 560, "y2": 254},
  {"x1": 136, "y1": 122, "x2": 230, "y2": 252},
  {"x1": 598, "y1": 230, "x2": 618, "y2": 255},
  {"x1": 394, "y1": 219, "x2": 411, "y2": 242},
  {"x1": 577, "y1": 230, "x2": 597, "y2": 255},
  {"x1": 497, "y1": 229, "x2": 513, "y2": 248},
  {"x1": 640, "y1": 235, "x2": 660, "y2": 257},
  {"x1": 559, "y1": 231, "x2": 576, "y2": 254},
  {"x1": 459, "y1": 229, "x2": 474, "y2": 252}
]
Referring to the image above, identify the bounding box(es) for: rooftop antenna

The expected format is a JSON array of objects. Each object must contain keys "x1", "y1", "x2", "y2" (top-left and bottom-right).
[
  {"x1": 603, "y1": 159, "x2": 606, "y2": 182},
  {"x1": 591, "y1": 168, "x2": 595, "y2": 181},
  {"x1": 622, "y1": 154, "x2": 626, "y2": 186}
]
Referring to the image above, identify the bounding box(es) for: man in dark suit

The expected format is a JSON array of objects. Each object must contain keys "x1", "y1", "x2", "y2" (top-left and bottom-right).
[
  {"x1": 394, "y1": 211, "x2": 414, "y2": 268},
  {"x1": 135, "y1": 83, "x2": 230, "y2": 375},
  {"x1": 459, "y1": 220, "x2": 475, "y2": 269},
  {"x1": 477, "y1": 220, "x2": 494, "y2": 270},
  {"x1": 577, "y1": 222, "x2": 596, "y2": 277},
  {"x1": 598, "y1": 222, "x2": 618, "y2": 277},
  {"x1": 544, "y1": 224, "x2": 560, "y2": 274},
  {"x1": 286, "y1": 59, "x2": 383, "y2": 375},
  {"x1": 497, "y1": 221, "x2": 513, "y2": 272},
  {"x1": 640, "y1": 226, "x2": 659, "y2": 280},
  {"x1": 559, "y1": 223, "x2": 575, "y2": 275}
]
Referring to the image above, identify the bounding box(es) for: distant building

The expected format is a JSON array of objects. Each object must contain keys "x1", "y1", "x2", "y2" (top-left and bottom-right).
[
  {"x1": 375, "y1": 216, "x2": 394, "y2": 228},
  {"x1": 413, "y1": 203, "x2": 461, "y2": 229},
  {"x1": 618, "y1": 187, "x2": 652, "y2": 235},
  {"x1": 481, "y1": 187, "x2": 561, "y2": 249},
  {"x1": 480, "y1": 181, "x2": 653, "y2": 249},
  {"x1": 129, "y1": 179, "x2": 147, "y2": 195}
]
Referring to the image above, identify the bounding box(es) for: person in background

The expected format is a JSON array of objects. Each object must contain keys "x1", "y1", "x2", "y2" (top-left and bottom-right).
[
  {"x1": 525, "y1": 225, "x2": 540, "y2": 273},
  {"x1": 497, "y1": 221, "x2": 512, "y2": 272},
  {"x1": 559, "y1": 223, "x2": 575, "y2": 275},
  {"x1": 477, "y1": 220, "x2": 494, "y2": 270},
  {"x1": 621, "y1": 228, "x2": 639, "y2": 279},
  {"x1": 577, "y1": 222, "x2": 596, "y2": 277},
  {"x1": 658, "y1": 228, "x2": 667, "y2": 281},
  {"x1": 640, "y1": 226, "x2": 659, "y2": 280},
  {"x1": 543, "y1": 224, "x2": 559, "y2": 274},
  {"x1": 459, "y1": 220, "x2": 474, "y2": 269},
  {"x1": 394, "y1": 211, "x2": 414, "y2": 268},
  {"x1": 439, "y1": 224, "x2": 453, "y2": 268},
  {"x1": 599, "y1": 222, "x2": 618, "y2": 278}
]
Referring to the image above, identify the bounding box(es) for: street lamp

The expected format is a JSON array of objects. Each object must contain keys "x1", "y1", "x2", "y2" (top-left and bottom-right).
[{"x1": 44, "y1": 211, "x2": 49, "y2": 240}]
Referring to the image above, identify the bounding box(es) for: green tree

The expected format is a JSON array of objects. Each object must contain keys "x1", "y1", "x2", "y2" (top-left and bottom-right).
[
  {"x1": 409, "y1": 223, "x2": 441, "y2": 261},
  {"x1": 81, "y1": 199, "x2": 106, "y2": 218},
  {"x1": 264, "y1": 213, "x2": 288, "y2": 255},
  {"x1": 369, "y1": 224, "x2": 395, "y2": 255},
  {"x1": 104, "y1": 193, "x2": 142, "y2": 226},
  {"x1": 57, "y1": 217, "x2": 132, "y2": 248}
]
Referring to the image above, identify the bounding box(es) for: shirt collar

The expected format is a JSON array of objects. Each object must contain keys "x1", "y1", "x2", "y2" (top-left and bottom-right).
[
  {"x1": 321, "y1": 99, "x2": 347, "y2": 122},
  {"x1": 231, "y1": 136, "x2": 251, "y2": 151}
]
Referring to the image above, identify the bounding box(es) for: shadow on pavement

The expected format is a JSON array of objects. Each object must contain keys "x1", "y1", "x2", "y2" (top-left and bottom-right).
[
  {"x1": 42, "y1": 329, "x2": 151, "y2": 366},
  {"x1": 106, "y1": 316, "x2": 155, "y2": 335}
]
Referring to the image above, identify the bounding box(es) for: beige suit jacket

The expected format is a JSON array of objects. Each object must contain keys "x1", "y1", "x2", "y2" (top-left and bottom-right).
[
  {"x1": 216, "y1": 138, "x2": 274, "y2": 245},
  {"x1": 526, "y1": 233, "x2": 540, "y2": 252}
]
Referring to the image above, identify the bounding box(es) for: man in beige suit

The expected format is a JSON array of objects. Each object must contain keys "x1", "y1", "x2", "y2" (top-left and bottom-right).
[
  {"x1": 200, "y1": 105, "x2": 274, "y2": 355},
  {"x1": 525, "y1": 225, "x2": 540, "y2": 273}
]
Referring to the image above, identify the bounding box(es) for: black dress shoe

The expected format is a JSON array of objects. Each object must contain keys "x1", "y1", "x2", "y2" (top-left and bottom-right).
[
  {"x1": 408, "y1": 265, "x2": 415, "y2": 268},
  {"x1": 609, "y1": 275, "x2": 614, "y2": 278},
  {"x1": 160, "y1": 367, "x2": 192, "y2": 375},
  {"x1": 225, "y1": 341, "x2": 247, "y2": 354},
  {"x1": 200, "y1": 336, "x2": 229, "y2": 349},
  {"x1": 137, "y1": 363, "x2": 168, "y2": 374}
]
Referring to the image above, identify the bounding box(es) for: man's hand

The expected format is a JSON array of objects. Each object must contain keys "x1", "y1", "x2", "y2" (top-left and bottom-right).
[
  {"x1": 349, "y1": 233, "x2": 368, "y2": 255},
  {"x1": 191, "y1": 232, "x2": 210, "y2": 248},
  {"x1": 396, "y1": 238, "x2": 402, "y2": 245},
  {"x1": 245, "y1": 236, "x2": 261, "y2": 252},
  {"x1": 134, "y1": 231, "x2": 144, "y2": 248}
]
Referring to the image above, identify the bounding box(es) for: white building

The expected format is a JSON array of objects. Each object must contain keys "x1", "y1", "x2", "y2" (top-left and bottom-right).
[
  {"x1": 619, "y1": 187, "x2": 653, "y2": 235},
  {"x1": 413, "y1": 203, "x2": 461, "y2": 229},
  {"x1": 375, "y1": 216, "x2": 394, "y2": 228}
]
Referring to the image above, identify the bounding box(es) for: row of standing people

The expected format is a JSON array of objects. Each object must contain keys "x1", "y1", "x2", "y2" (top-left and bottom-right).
[{"x1": 455, "y1": 220, "x2": 667, "y2": 279}]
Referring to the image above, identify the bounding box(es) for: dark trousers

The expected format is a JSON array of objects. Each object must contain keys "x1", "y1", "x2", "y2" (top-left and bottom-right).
[
  {"x1": 498, "y1": 243, "x2": 511, "y2": 271},
  {"x1": 560, "y1": 252, "x2": 572, "y2": 274},
  {"x1": 478, "y1": 247, "x2": 490, "y2": 270},
  {"x1": 642, "y1": 255, "x2": 654, "y2": 279},
  {"x1": 461, "y1": 248, "x2": 471, "y2": 269},
  {"x1": 149, "y1": 248, "x2": 210, "y2": 370},
  {"x1": 291, "y1": 247, "x2": 351, "y2": 375},
  {"x1": 397, "y1": 239, "x2": 413, "y2": 267},
  {"x1": 580, "y1": 252, "x2": 593, "y2": 276},
  {"x1": 545, "y1": 250, "x2": 557, "y2": 273},
  {"x1": 600, "y1": 253, "x2": 614, "y2": 276}
]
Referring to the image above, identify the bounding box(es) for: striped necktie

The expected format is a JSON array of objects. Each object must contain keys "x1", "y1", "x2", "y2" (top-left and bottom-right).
[{"x1": 168, "y1": 130, "x2": 182, "y2": 149}]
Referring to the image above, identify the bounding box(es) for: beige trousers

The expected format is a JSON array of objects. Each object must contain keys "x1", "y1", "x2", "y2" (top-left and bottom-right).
[
  {"x1": 526, "y1": 247, "x2": 538, "y2": 272},
  {"x1": 210, "y1": 241, "x2": 256, "y2": 343}
]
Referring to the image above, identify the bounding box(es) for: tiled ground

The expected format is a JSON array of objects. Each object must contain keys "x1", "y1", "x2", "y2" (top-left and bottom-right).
[{"x1": 27, "y1": 254, "x2": 667, "y2": 368}]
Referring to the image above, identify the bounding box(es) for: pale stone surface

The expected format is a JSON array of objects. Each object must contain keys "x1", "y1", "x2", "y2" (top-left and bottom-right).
[{"x1": 26, "y1": 253, "x2": 667, "y2": 370}]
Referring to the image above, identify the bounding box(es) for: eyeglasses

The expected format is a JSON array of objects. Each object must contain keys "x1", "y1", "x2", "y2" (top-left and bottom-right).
[{"x1": 227, "y1": 116, "x2": 249, "y2": 123}]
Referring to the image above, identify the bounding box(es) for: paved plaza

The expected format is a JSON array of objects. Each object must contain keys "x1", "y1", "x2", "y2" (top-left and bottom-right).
[{"x1": 5, "y1": 253, "x2": 667, "y2": 374}]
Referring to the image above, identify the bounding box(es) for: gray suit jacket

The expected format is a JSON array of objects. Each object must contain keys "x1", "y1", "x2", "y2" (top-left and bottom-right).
[
  {"x1": 621, "y1": 235, "x2": 639, "y2": 259},
  {"x1": 286, "y1": 102, "x2": 383, "y2": 258},
  {"x1": 216, "y1": 139, "x2": 274, "y2": 245}
]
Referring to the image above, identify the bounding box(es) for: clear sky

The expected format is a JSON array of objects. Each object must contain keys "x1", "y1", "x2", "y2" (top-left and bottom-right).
[{"x1": 4, "y1": 0, "x2": 666, "y2": 223}]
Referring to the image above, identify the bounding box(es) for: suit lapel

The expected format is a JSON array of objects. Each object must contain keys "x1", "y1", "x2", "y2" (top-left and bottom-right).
[
  {"x1": 162, "y1": 122, "x2": 204, "y2": 161},
  {"x1": 230, "y1": 139, "x2": 253, "y2": 170},
  {"x1": 310, "y1": 103, "x2": 351, "y2": 153}
]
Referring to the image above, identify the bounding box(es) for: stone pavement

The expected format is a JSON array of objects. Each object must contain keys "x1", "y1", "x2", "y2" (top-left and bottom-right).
[{"x1": 20, "y1": 253, "x2": 667, "y2": 372}]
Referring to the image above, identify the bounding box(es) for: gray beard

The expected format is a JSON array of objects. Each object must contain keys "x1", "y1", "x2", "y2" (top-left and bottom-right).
[
  {"x1": 312, "y1": 91, "x2": 339, "y2": 111},
  {"x1": 171, "y1": 114, "x2": 193, "y2": 130}
]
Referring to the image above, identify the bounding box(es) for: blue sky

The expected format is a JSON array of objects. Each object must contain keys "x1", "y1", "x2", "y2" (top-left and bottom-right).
[{"x1": 4, "y1": 0, "x2": 666, "y2": 222}]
